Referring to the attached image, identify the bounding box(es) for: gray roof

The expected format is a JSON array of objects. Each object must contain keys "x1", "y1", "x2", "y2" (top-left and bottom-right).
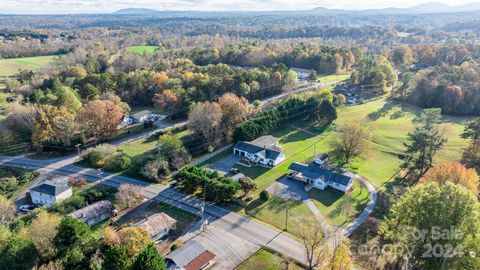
[
  {"x1": 68, "y1": 200, "x2": 114, "y2": 223},
  {"x1": 288, "y1": 162, "x2": 352, "y2": 186},
  {"x1": 131, "y1": 110, "x2": 151, "y2": 119},
  {"x1": 30, "y1": 182, "x2": 71, "y2": 196},
  {"x1": 290, "y1": 67, "x2": 313, "y2": 74},
  {"x1": 166, "y1": 240, "x2": 209, "y2": 267},
  {"x1": 133, "y1": 213, "x2": 177, "y2": 238},
  {"x1": 234, "y1": 135, "x2": 283, "y2": 161}
]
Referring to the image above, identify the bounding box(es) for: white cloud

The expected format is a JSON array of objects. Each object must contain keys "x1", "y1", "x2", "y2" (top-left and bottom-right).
[{"x1": 0, "y1": 0, "x2": 476, "y2": 14}]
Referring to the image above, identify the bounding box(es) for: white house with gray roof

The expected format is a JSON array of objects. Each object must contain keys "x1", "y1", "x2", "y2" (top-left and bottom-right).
[
  {"x1": 30, "y1": 182, "x2": 72, "y2": 206},
  {"x1": 233, "y1": 135, "x2": 285, "y2": 167},
  {"x1": 288, "y1": 162, "x2": 353, "y2": 192}
]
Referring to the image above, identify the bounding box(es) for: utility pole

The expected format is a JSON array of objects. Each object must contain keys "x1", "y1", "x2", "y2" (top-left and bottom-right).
[
  {"x1": 201, "y1": 181, "x2": 207, "y2": 231},
  {"x1": 285, "y1": 207, "x2": 289, "y2": 231},
  {"x1": 74, "y1": 143, "x2": 81, "y2": 157}
]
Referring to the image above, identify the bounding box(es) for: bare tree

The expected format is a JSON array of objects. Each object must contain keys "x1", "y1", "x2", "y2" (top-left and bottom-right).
[
  {"x1": 330, "y1": 123, "x2": 370, "y2": 164},
  {"x1": 116, "y1": 184, "x2": 144, "y2": 208},
  {"x1": 0, "y1": 195, "x2": 15, "y2": 225},
  {"x1": 188, "y1": 101, "x2": 223, "y2": 148},
  {"x1": 294, "y1": 217, "x2": 331, "y2": 270}
]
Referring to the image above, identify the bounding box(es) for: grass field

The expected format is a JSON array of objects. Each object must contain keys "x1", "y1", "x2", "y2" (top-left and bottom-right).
[
  {"x1": 238, "y1": 248, "x2": 304, "y2": 270},
  {"x1": 0, "y1": 55, "x2": 57, "y2": 77},
  {"x1": 126, "y1": 46, "x2": 159, "y2": 54},
  {"x1": 317, "y1": 73, "x2": 351, "y2": 83}
]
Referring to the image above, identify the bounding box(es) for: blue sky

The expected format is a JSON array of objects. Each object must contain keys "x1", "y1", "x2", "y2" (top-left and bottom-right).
[{"x1": 0, "y1": 0, "x2": 475, "y2": 14}]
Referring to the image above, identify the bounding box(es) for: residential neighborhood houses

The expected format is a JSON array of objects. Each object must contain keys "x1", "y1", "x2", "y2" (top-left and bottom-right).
[
  {"x1": 288, "y1": 162, "x2": 354, "y2": 192},
  {"x1": 29, "y1": 182, "x2": 73, "y2": 206},
  {"x1": 233, "y1": 135, "x2": 285, "y2": 167},
  {"x1": 133, "y1": 212, "x2": 177, "y2": 242},
  {"x1": 68, "y1": 200, "x2": 117, "y2": 226}
]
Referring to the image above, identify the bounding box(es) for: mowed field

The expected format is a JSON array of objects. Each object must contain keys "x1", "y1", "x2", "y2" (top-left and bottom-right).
[
  {"x1": 331, "y1": 98, "x2": 473, "y2": 188},
  {"x1": 0, "y1": 55, "x2": 57, "y2": 77},
  {"x1": 126, "y1": 46, "x2": 159, "y2": 54}
]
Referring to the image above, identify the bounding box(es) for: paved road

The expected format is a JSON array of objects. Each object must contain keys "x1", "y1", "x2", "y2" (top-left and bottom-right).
[{"x1": 0, "y1": 155, "x2": 307, "y2": 265}]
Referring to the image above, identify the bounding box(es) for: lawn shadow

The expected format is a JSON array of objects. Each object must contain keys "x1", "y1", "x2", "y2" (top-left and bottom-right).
[
  {"x1": 367, "y1": 102, "x2": 395, "y2": 121},
  {"x1": 308, "y1": 187, "x2": 343, "y2": 207}
]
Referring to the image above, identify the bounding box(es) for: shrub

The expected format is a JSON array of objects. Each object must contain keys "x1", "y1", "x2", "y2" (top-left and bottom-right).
[
  {"x1": 140, "y1": 158, "x2": 170, "y2": 182},
  {"x1": 105, "y1": 153, "x2": 131, "y2": 171},
  {"x1": 259, "y1": 190, "x2": 270, "y2": 201}
]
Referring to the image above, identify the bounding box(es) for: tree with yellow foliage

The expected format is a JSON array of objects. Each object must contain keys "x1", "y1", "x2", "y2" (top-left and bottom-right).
[
  {"x1": 118, "y1": 227, "x2": 151, "y2": 256},
  {"x1": 20, "y1": 211, "x2": 62, "y2": 260}
]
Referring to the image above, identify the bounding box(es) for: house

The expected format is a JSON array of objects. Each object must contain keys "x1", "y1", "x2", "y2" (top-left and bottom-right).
[
  {"x1": 133, "y1": 213, "x2": 177, "y2": 242},
  {"x1": 166, "y1": 240, "x2": 216, "y2": 270},
  {"x1": 68, "y1": 200, "x2": 116, "y2": 226},
  {"x1": 314, "y1": 153, "x2": 329, "y2": 165},
  {"x1": 288, "y1": 162, "x2": 353, "y2": 192},
  {"x1": 233, "y1": 135, "x2": 285, "y2": 167},
  {"x1": 290, "y1": 67, "x2": 313, "y2": 81},
  {"x1": 131, "y1": 110, "x2": 152, "y2": 123},
  {"x1": 29, "y1": 182, "x2": 73, "y2": 206}
]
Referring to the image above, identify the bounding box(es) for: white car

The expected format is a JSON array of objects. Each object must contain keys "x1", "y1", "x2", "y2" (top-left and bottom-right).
[
  {"x1": 347, "y1": 98, "x2": 357, "y2": 104},
  {"x1": 19, "y1": 205, "x2": 36, "y2": 212}
]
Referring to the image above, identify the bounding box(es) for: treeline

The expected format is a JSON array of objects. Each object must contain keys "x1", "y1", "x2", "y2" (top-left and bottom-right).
[
  {"x1": 396, "y1": 62, "x2": 480, "y2": 115},
  {"x1": 182, "y1": 44, "x2": 360, "y2": 74},
  {"x1": 234, "y1": 95, "x2": 337, "y2": 142}
]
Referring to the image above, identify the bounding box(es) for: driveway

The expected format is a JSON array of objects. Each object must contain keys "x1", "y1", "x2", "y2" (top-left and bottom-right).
[
  {"x1": 210, "y1": 154, "x2": 241, "y2": 175},
  {"x1": 266, "y1": 176, "x2": 309, "y2": 201}
]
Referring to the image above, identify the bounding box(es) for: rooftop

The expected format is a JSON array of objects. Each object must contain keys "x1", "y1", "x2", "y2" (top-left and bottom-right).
[
  {"x1": 131, "y1": 110, "x2": 151, "y2": 118},
  {"x1": 234, "y1": 135, "x2": 282, "y2": 159},
  {"x1": 68, "y1": 200, "x2": 114, "y2": 222},
  {"x1": 30, "y1": 182, "x2": 71, "y2": 196},
  {"x1": 166, "y1": 240, "x2": 215, "y2": 269},
  {"x1": 288, "y1": 162, "x2": 352, "y2": 186},
  {"x1": 133, "y1": 212, "x2": 177, "y2": 238},
  {"x1": 290, "y1": 67, "x2": 312, "y2": 74}
]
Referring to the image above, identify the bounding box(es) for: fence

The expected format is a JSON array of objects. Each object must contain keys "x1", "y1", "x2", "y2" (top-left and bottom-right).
[{"x1": 189, "y1": 144, "x2": 233, "y2": 167}]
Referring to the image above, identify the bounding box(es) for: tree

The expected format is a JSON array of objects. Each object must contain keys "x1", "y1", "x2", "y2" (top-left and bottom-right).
[
  {"x1": 102, "y1": 226, "x2": 120, "y2": 247},
  {"x1": 462, "y1": 119, "x2": 480, "y2": 144},
  {"x1": 118, "y1": 227, "x2": 151, "y2": 256},
  {"x1": 218, "y1": 93, "x2": 250, "y2": 140},
  {"x1": 392, "y1": 45, "x2": 414, "y2": 69},
  {"x1": 32, "y1": 105, "x2": 78, "y2": 148},
  {"x1": 327, "y1": 240, "x2": 353, "y2": 270},
  {"x1": 462, "y1": 143, "x2": 480, "y2": 173},
  {"x1": 419, "y1": 162, "x2": 479, "y2": 195},
  {"x1": 116, "y1": 184, "x2": 144, "y2": 208},
  {"x1": 77, "y1": 100, "x2": 124, "y2": 143},
  {"x1": 318, "y1": 99, "x2": 337, "y2": 123},
  {"x1": 0, "y1": 235, "x2": 38, "y2": 270},
  {"x1": 53, "y1": 216, "x2": 91, "y2": 267},
  {"x1": 140, "y1": 158, "x2": 170, "y2": 182},
  {"x1": 337, "y1": 94, "x2": 346, "y2": 105},
  {"x1": 188, "y1": 101, "x2": 223, "y2": 147},
  {"x1": 239, "y1": 176, "x2": 257, "y2": 196},
  {"x1": 153, "y1": 89, "x2": 182, "y2": 111},
  {"x1": 404, "y1": 109, "x2": 447, "y2": 180},
  {"x1": 294, "y1": 217, "x2": 330, "y2": 270},
  {"x1": 330, "y1": 124, "x2": 370, "y2": 164},
  {"x1": 20, "y1": 211, "x2": 62, "y2": 259},
  {"x1": 0, "y1": 195, "x2": 15, "y2": 225},
  {"x1": 56, "y1": 86, "x2": 82, "y2": 112},
  {"x1": 102, "y1": 246, "x2": 131, "y2": 270},
  {"x1": 33, "y1": 260, "x2": 64, "y2": 270},
  {"x1": 132, "y1": 244, "x2": 166, "y2": 270},
  {"x1": 382, "y1": 182, "x2": 480, "y2": 269}
]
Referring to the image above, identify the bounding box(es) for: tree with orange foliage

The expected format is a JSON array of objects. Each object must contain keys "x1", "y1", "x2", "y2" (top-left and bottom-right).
[
  {"x1": 153, "y1": 72, "x2": 169, "y2": 87},
  {"x1": 218, "y1": 93, "x2": 250, "y2": 141},
  {"x1": 77, "y1": 100, "x2": 124, "y2": 143},
  {"x1": 419, "y1": 162, "x2": 479, "y2": 195},
  {"x1": 152, "y1": 89, "x2": 182, "y2": 111},
  {"x1": 103, "y1": 226, "x2": 120, "y2": 247}
]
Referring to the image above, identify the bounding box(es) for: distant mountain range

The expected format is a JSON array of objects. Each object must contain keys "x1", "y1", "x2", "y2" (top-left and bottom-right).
[{"x1": 115, "y1": 2, "x2": 480, "y2": 15}]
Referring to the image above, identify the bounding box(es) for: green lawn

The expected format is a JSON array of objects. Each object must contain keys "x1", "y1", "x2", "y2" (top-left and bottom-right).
[
  {"x1": 238, "y1": 248, "x2": 304, "y2": 270},
  {"x1": 317, "y1": 73, "x2": 351, "y2": 83},
  {"x1": 126, "y1": 46, "x2": 159, "y2": 54},
  {"x1": 309, "y1": 179, "x2": 370, "y2": 226},
  {"x1": 332, "y1": 98, "x2": 473, "y2": 188},
  {"x1": 0, "y1": 55, "x2": 57, "y2": 77}
]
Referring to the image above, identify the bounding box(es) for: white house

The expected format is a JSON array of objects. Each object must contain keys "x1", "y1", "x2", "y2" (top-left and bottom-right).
[
  {"x1": 131, "y1": 110, "x2": 152, "y2": 123},
  {"x1": 290, "y1": 67, "x2": 313, "y2": 81},
  {"x1": 233, "y1": 135, "x2": 285, "y2": 167},
  {"x1": 288, "y1": 162, "x2": 353, "y2": 192},
  {"x1": 133, "y1": 213, "x2": 177, "y2": 242},
  {"x1": 29, "y1": 182, "x2": 72, "y2": 206}
]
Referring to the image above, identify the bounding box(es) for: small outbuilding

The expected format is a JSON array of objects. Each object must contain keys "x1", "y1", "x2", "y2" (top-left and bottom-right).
[
  {"x1": 68, "y1": 200, "x2": 116, "y2": 226},
  {"x1": 133, "y1": 212, "x2": 177, "y2": 242},
  {"x1": 166, "y1": 240, "x2": 216, "y2": 270}
]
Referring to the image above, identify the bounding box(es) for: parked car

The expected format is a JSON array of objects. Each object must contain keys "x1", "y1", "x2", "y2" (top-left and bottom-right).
[
  {"x1": 19, "y1": 205, "x2": 36, "y2": 212},
  {"x1": 230, "y1": 168, "x2": 240, "y2": 174}
]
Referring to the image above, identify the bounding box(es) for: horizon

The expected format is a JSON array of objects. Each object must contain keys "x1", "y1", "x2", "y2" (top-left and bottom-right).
[{"x1": 0, "y1": 0, "x2": 478, "y2": 15}]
